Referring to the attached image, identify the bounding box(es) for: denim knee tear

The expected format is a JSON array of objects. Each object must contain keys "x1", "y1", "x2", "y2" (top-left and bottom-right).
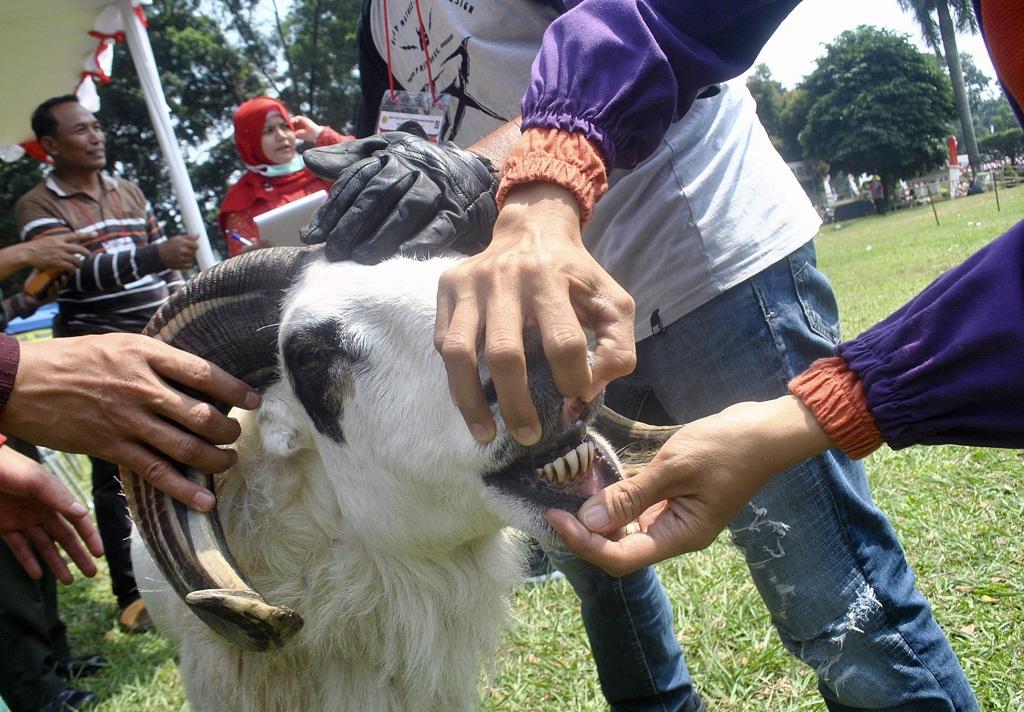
[
  {"x1": 802, "y1": 582, "x2": 883, "y2": 689},
  {"x1": 729, "y1": 503, "x2": 791, "y2": 569}
]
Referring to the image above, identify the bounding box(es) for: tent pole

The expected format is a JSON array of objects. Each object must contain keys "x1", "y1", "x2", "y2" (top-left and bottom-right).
[{"x1": 117, "y1": 0, "x2": 217, "y2": 270}]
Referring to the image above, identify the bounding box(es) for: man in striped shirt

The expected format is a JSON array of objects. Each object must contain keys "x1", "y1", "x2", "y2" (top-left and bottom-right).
[{"x1": 14, "y1": 95, "x2": 199, "y2": 635}]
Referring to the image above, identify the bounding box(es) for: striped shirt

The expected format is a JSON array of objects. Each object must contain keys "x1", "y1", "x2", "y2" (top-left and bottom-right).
[{"x1": 15, "y1": 173, "x2": 184, "y2": 336}]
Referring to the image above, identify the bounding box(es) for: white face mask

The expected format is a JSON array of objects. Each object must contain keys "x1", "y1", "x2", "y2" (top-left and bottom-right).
[{"x1": 246, "y1": 153, "x2": 306, "y2": 177}]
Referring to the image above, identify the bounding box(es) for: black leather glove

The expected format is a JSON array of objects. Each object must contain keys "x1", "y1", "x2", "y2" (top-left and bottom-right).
[{"x1": 300, "y1": 131, "x2": 499, "y2": 264}]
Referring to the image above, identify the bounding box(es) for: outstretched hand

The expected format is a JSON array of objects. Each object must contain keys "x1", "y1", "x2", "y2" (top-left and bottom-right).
[
  {"x1": 1, "y1": 334, "x2": 261, "y2": 511},
  {"x1": 546, "y1": 397, "x2": 834, "y2": 576},
  {"x1": 434, "y1": 183, "x2": 636, "y2": 445},
  {"x1": 0, "y1": 446, "x2": 103, "y2": 583}
]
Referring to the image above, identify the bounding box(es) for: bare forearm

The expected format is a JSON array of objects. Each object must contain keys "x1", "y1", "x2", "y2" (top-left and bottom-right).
[
  {"x1": 741, "y1": 395, "x2": 836, "y2": 482},
  {"x1": 465, "y1": 118, "x2": 523, "y2": 179},
  {"x1": 0, "y1": 243, "x2": 31, "y2": 281}
]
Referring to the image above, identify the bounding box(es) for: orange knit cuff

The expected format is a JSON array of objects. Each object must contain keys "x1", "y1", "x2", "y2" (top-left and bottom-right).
[
  {"x1": 789, "y1": 356, "x2": 884, "y2": 460},
  {"x1": 496, "y1": 127, "x2": 608, "y2": 225}
]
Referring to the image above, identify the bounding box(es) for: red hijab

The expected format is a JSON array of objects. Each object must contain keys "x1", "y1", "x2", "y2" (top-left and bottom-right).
[{"x1": 218, "y1": 96, "x2": 332, "y2": 223}]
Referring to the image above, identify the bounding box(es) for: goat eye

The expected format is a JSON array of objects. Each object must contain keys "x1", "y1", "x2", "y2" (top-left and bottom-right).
[{"x1": 295, "y1": 346, "x2": 328, "y2": 372}]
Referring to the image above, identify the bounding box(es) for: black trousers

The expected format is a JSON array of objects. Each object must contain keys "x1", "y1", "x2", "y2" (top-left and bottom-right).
[
  {"x1": 89, "y1": 456, "x2": 138, "y2": 609},
  {"x1": 0, "y1": 442, "x2": 69, "y2": 712}
]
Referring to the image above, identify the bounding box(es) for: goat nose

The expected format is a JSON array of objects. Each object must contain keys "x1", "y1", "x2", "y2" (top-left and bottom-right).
[
  {"x1": 475, "y1": 329, "x2": 557, "y2": 414},
  {"x1": 521, "y1": 328, "x2": 546, "y2": 370},
  {"x1": 522, "y1": 328, "x2": 559, "y2": 413}
]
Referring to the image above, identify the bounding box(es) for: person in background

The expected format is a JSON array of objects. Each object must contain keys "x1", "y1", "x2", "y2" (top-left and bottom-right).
[
  {"x1": 218, "y1": 96, "x2": 352, "y2": 256},
  {"x1": 549, "y1": 0, "x2": 1024, "y2": 583},
  {"x1": 16, "y1": 95, "x2": 199, "y2": 635},
  {"x1": 869, "y1": 177, "x2": 886, "y2": 215}
]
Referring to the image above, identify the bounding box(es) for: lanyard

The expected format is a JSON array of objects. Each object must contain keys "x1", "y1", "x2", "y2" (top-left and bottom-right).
[{"x1": 382, "y1": 0, "x2": 441, "y2": 106}]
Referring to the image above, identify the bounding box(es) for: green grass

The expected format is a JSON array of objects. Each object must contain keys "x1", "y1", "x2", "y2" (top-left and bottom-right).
[{"x1": 55, "y1": 190, "x2": 1024, "y2": 711}]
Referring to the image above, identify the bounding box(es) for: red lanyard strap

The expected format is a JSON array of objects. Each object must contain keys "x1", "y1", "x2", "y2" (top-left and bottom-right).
[
  {"x1": 381, "y1": 0, "x2": 398, "y2": 102},
  {"x1": 381, "y1": 0, "x2": 441, "y2": 106}
]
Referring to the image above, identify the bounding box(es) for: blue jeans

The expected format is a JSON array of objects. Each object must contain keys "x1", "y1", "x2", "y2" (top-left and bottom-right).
[{"x1": 547, "y1": 241, "x2": 978, "y2": 711}]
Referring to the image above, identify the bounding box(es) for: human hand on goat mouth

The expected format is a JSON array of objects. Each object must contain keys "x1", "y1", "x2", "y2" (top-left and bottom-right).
[
  {"x1": 434, "y1": 183, "x2": 637, "y2": 447},
  {"x1": 545, "y1": 397, "x2": 834, "y2": 576}
]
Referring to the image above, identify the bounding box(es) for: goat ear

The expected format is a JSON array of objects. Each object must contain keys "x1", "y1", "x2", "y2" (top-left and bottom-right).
[{"x1": 257, "y1": 387, "x2": 313, "y2": 457}]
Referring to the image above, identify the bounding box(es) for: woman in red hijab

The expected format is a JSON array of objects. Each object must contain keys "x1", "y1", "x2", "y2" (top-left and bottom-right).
[{"x1": 218, "y1": 96, "x2": 352, "y2": 257}]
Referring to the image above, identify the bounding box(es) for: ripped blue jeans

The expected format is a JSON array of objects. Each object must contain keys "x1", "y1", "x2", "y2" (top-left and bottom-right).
[{"x1": 550, "y1": 240, "x2": 978, "y2": 711}]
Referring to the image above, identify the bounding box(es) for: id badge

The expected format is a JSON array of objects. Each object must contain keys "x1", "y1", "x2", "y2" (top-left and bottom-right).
[{"x1": 377, "y1": 90, "x2": 450, "y2": 142}]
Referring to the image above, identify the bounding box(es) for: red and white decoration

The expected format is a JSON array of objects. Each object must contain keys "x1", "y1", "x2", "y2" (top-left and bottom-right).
[{"x1": 1, "y1": 0, "x2": 216, "y2": 269}]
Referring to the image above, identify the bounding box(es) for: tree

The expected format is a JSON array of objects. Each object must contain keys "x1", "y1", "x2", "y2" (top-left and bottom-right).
[
  {"x1": 98, "y1": 0, "x2": 264, "y2": 250},
  {"x1": 747, "y1": 65, "x2": 786, "y2": 141},
  {"x1": 896, "y1": 0, "x2": 981, "y2": 172},
  {"x1": 217, "y1": 0, "x2": 364, "y2": 133},
  {"x1": 799, "y1": 26, "x2": 954, "y2": 204},
  {"x1": 776, "y1": 87, "x2": 814, "y2": 162},
  {"x1": 746, "y1": 65, "x2": 809, "y2": 162},
  {"x1": 966, "y1": 58, "x2": 1020, "y2": 135},
  {"x1": 959, "y1": 52, "x2": 990, "y2": 122},
  {"x1": 279, "y1": 0, "x2": 363, "y2": 131},
  {"x1": 978, "y1": 128, "x2": 1024, "y2": 165}
]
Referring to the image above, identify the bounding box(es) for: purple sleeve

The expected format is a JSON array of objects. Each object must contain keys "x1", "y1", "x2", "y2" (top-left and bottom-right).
[
  {"x1": 520, "y1": 0, "x2": 801, "y2": 168},
  {"x1": 838, "y1": 221, "x2": 1024, "y2": 451}
]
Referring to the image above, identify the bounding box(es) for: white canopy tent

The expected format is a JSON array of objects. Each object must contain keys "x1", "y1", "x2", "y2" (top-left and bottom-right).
[{"x1": 1, "y1": 0, "x2": 217, "y2": 269}]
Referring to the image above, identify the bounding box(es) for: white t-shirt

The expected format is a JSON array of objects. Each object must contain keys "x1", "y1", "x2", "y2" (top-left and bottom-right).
[{"x1": 369, "y1": 0, "x2": 821, "y2": 340}]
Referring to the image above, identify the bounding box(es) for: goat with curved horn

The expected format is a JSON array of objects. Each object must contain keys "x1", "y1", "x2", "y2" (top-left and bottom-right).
[
  {"x1": 122, "y1": 246, "x2": 318, "y2": 652},
  {"x1": 125, "y1": 245, "x2": 679, "y2": 655}
]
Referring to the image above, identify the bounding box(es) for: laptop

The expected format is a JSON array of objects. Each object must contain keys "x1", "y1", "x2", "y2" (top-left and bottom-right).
[{"x1": 252, "y1": 189, "x2": 328, "y2": 247}]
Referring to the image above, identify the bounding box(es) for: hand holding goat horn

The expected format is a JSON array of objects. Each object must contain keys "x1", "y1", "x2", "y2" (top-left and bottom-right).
[{"x1": 0, "y1": 334, "x2": 261, "y2": 510}]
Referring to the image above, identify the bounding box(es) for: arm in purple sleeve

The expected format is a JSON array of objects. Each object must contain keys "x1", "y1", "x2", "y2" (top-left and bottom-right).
[
  {"x1": 838, "y1": 221, "x2": 1024, "y2": 451},
  {"x1": 520, "y1": 0, "x2": 802, "y2": 168}
]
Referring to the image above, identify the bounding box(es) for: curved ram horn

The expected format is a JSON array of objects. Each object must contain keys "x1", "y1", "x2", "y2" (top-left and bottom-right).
[
  {"x1": 594, "y1": 405, "x2": 681, "y2": 470},
  {"x1": 122, "y1": 246, "x2": 319, "y2": 652}
]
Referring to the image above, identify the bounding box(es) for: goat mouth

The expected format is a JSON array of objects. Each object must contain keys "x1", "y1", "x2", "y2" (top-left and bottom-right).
[{"x1": 482, "y1": 424, "x2": 622, "y2": 515}]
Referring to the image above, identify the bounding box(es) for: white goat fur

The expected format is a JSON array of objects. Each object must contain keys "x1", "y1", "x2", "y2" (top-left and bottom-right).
[{"x1": 134, "y1": 257, "x2": 534, "y2": 711}]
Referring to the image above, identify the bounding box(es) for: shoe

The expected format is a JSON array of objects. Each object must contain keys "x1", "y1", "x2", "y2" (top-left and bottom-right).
[
  {"x1": 54, "y1": 654, "x2": 108, "y2": 680},
  {"x1": 522, "y1": 543, "x2": 565, "y2": 585},
  {"x1": 37, "y1": 687, "x2": 98, "y2": 711},
  {"x1": 117, "y1": 598, "x2": 153, "y2": 634}
]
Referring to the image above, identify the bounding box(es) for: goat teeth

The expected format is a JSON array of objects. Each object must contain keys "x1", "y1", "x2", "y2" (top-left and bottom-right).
[
  {"x1": 565, "y1": 448, "x2": 580, "y2": 478},
  {"x1": 543, "y1": 463, "x2": 556, "y2": 481},
  {"x1": 576, "y1": 443, "x2": 591, "y2": 474},
  {"x1": 535, "y1": 467, "x2": 545, "y2": 479},
  {"x1": 552, "y1": 457, "x2": 567, "y2": 483}
]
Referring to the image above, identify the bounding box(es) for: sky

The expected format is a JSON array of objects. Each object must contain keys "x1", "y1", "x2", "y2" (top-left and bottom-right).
[{"x1": 747, "y1": 0, "x2": 997, "y2": 89}]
